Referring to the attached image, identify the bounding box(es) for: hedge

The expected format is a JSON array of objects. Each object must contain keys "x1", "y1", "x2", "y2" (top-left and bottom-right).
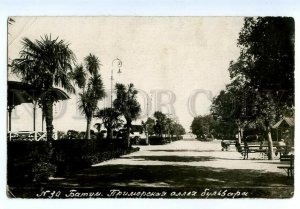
[{"x1": 7, "y1": 139, "x2": 139, "y2": 186}]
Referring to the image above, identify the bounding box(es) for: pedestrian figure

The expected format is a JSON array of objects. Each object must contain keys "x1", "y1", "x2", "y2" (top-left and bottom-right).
[
  {"x1": 221, "y1": 139, "x2": 229, "y2": 151},
  {"x1": 259, "y1": 140, "x2": 265, "y2": 158},
  {"x1": 276, "y1": 139, "x2": 286, "y2": 156},
  {"x1": 244, "y1": 141, "x2": 249, "y2": 159},
  {"x1": 235, "y1": 141, "x2": 242, "y2": 152}
]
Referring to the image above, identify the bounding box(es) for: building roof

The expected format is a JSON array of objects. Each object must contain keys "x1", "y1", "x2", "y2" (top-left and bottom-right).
[
  {"x1": 272, "y1": 117, "x2": 295, "y2": 129},
  {"x1": 8, "y1": 81, "x2": 70, "y2": 108}
]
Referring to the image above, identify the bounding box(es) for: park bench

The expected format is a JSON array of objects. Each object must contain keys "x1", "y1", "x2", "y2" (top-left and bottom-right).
[
  {"x1": 229, "y1": 140, "x2": 237, "y2": 145},
  {"x1": 237, "y1": 144, "x2": 289, "y2": 159},
  {"x1": 277, "y1": 154, "x2": 294, "y2": 178},
  {"x1": 239, "y1": 145, "x2": 269, "y2": 159}
]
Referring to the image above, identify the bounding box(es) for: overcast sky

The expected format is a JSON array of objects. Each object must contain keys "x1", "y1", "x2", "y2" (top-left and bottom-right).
[{"x1": 8, "y1": 17, "x2": 244, "y2": 132}]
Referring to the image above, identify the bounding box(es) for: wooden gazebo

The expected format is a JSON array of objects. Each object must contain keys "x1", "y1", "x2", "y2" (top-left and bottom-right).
[
  {"x1": 7, "y1": 81, "x2": 70, "y2": 141},
  {"x1": 272, "y1": 117, "x2": 294, "y2": 146}
]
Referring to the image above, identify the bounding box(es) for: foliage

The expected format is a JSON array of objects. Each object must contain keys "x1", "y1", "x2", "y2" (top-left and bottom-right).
[
  {"x1": 94, "y1": 123, "x2": 102, "y2": 132},
  {"x1": 210, "y1": 89, "x2": 242, "y2": 140},
  {"x1": 211, "y1": 17, "x2": 294, "y2": 159},
  {"x1": 153, "y1": 111, "x2": 167, "y2": 137},
  {"x1": 11, "y1": 35, "x2": 76, "y2": 141},
  {"x1": 237, "y1": 17, "x2": 294, "y2": 106},
  {"x1": 94, "y1": 107, "x2": 123, "y2": 139},
  {"x1": 113, "y1": 83, "x2": 141, "y2": 147},
  {"x1": 148, "y1": 136, "x2": 166, "y2": 145},
  {"x1": 73, "y1": 54, "x2": 105, "y2": 139},
  {"x1": 7, "y1": 141, "x2": 54, "y2": 184},
  {"x1": 7, "y1": 140, "x2": 140, "y2": 185},
  {"x1": 170, "y1": 122, "x2": 186, "y2": 137},
  {"x1": 237, "y1": 17, "x2": 294, "y2": 159},
  {"x1": 144, "y1": 117, "x2": 155, "y2": 136},
  {"x1": 190, "y1": 115, "x2": 215, "y2": 139},
  {"x1": 57, "y1": 131, "x2": 66, "y2": 140},
  {"x1": 151, "y1": 111, "x2": 185, "y2": 139}
]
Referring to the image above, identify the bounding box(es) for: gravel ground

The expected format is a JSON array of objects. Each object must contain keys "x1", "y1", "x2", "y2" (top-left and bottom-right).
[
  {"x1": 96, "y1": 140, "x2": 288, "y2": 175},
  {"x1": 12, "y1": 139, "x2": 293, "y2": 198}
]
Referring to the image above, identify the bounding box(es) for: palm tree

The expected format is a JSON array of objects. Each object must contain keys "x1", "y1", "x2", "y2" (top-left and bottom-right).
[
  {"x1": 94, "y1": 122, "x2": 102, "y2": 139},
  {"x1": 11, "y1": 35, "x2": 76, "y2": 141},
  {"x1": 114, "y1": 83, "x2": 141, "y2": 147},
  {"x1": 94, "y1": 123, "x2": 102, "y2": 133},
  {"x1": 94, "y1": 107, "x2": 123, "y2": 139},
  {"x1": 73, "y1": 54, "x2": 105, "y2": 139}
]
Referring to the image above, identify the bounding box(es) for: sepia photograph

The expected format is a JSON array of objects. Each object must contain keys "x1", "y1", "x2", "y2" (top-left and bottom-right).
[{"x1": 6, "y1": 16, "x2": 294, "y2": 199}]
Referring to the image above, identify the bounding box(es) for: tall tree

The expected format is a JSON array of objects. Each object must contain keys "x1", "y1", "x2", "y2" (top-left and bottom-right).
[
  {"x1": 94, "y1": 107, "x2": 123, "y2": 139},
  {"x1": 170, "y1": 122, "x2": 186, "y2": 138},
  {"x1": 144, "y1": 117, "x2": 155, "y2": 136},
  {"x1": 190, "y1": 115, "x2": 215, "y2": 140},
  {"x1": 11, "y1": 35, "x2": 76, "y2": 141},
  {"x1": 94, "y1": 123, "x2": 102, "y2": 132},
  {"x1": 165, "y1": 118, "x2": 173, "y2": 138},
  {"x1": 237, "y1": 17, "x2": 294, "y2": 159},
  {"x1": 114, "y1": 83, "x2": 141, "y2": 147},
  {"x1": 73, "y1": 54, "x2": 105, "y2": 139},
  {"x1": 153, "y1": 111, "x2": 167, "y2": 138},
  {"x1": 212, "y1": 17, "x2": 294, "y2": 159},
  {"x1": 237, "y1": 17, "x2": 294, "y2": 104},
  {"x1": 211, "y1": 88, "x2": 245, "y2": 142},
  {"x1": 94, "y1": 122, "x2": 102, "y2": 139}
]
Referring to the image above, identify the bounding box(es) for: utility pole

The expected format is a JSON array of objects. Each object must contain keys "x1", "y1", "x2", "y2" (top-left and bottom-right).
[{"x1": 110, "y1": 58, "x2": 122, "y2": 140}]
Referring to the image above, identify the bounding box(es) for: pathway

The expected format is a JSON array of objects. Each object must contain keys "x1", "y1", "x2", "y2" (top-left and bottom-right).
[{"x1": 48, "y1": 139, "x2": 293, "y2": 189}]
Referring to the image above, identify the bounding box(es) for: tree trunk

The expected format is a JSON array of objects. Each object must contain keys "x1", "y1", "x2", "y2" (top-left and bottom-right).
[
  {"x1": 44, "y1": 100, "x2": 54, "y2": 141},
  {"x1": 86, "y1": 117, "x2": 91, "y2": 139},
  {"x1": 267, "y1": 126, "x2": 274, "y2": 160},
  {"x1": 145, "y1": 129, "x2": 149, "y2": 145},
  {"x1": 237, "y1": 126, "x2": 242, "y2": 143},
  {"x1": 107, "y1": 125, "x2": 112, "y2": 140},
  {"x1": 126, "y1": 121, "x2": 131, "y2": 148}
]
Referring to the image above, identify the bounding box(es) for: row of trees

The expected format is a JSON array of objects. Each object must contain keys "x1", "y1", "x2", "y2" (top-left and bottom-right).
[
  {"x1": 190, "y1": 115, "x2": 216, "y2": 140},
  {"x1": 210, "y1": 17, "x2": 294, "y2": 159},
  {"x1": 143, "y1": 111, "x2": 186, "y2": 139},
  {"x1": 11, "y1": 34, "x2": 141, "y2": 147}
]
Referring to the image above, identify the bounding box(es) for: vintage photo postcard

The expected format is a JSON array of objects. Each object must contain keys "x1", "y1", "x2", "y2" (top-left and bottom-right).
[{"x1": 7, "y1": 16, "x2": 294, "y2": 199}]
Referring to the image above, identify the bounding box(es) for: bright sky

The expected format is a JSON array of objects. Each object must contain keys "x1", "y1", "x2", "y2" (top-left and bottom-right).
[{"x1": 8, "y1": 17, "x2": 244, "y2": 132}]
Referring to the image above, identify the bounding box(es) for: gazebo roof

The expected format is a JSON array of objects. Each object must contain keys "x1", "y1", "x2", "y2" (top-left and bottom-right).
[
  {"x1": 272, "y1": 117, "x2": 295, "y2": 129},
  {"x1": 8, "y1": 81, "x2": 34, "y2": 107},
  {"x1": 8, "y1": 81, "x2": 70, "y2": 108}
]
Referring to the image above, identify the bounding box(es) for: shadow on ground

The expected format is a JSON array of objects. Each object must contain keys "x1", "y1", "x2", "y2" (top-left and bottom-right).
[
  {"x1": 121, "y1": 155, "x2": 216, "y2": 162},
  {"x1": 121, "y1": 155, "x2": 247, "y2": 162},
  {"x1": 149, "y1": 149, "x2": 220, "y2": 152},
  {"x1": 47, "y1": 162, "x2": 293, "y2": 188}
]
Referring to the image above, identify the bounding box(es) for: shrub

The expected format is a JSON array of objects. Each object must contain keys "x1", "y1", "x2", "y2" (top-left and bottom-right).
[
  {"x1": 149, "y1": 136, "x2": 164, "y2": 145},
  {"x1": 7, "y1": 141, "x2": 55, "y2": 185},
  {"x1": 7, "y1": 139, "x2": 140, "y2": 186},
  {"x1": 32, "y1": 162, "x2": 56, "y2": 182}
]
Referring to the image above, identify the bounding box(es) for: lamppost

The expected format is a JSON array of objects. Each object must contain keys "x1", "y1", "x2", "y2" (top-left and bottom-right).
[
  {"x1": 145, "y1": 93, "x2": 152, "y2": 145},
  {"x1": 110, "y1": 58, "x2": 122, "y2": 139}
]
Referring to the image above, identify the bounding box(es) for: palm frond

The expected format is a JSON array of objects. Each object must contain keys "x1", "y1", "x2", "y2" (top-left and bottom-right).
[
  {"x1": 12, "y1": 34, "x2": 77, "y2": 95},
  {"x1": 84, "y1": 53, "x2": 101, "y2": 75},
  {"x1": 72, "y1": 65, "x2": 86, "y2": 89}
]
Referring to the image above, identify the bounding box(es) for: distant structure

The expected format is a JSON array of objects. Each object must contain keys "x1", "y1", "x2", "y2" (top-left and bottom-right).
[
  {"x1": 7, "y1": 81, "x2": 70, "y2": 141},
  {"x1": 272, "y1": 117, "x2": 294, "y2": 146}
]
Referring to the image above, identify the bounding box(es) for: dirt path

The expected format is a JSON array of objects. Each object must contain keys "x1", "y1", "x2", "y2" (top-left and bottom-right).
[
  {"x1": 47, "y1": 139, "x2": 292, "y2": 189},
  {"x1": 98, "y1": 140, "x2": 287, "y2": 174}
]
